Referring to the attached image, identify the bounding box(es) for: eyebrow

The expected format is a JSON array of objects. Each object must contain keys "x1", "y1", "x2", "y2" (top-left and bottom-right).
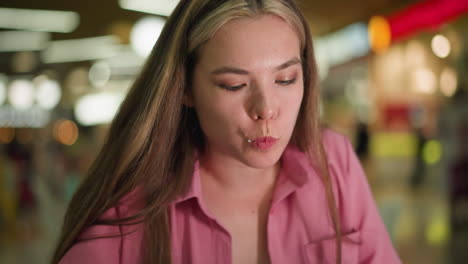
[{"x1": 210, "y1": 57, "x2": 301, "y2": 75}]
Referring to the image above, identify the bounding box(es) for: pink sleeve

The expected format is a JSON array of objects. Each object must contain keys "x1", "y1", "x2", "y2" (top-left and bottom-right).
[
  {"x1": 58, "y1": 208, "x2": 123, "y2": 264},
  {"x1": 340, "y1": 135, "x2": 402, "y2": 263},
  {"x1": 58, "y1": 235, "x2": 121, "y2": 264},
  {"x1": 58, "y1": 191, "x2": 144, "y2": 264}
]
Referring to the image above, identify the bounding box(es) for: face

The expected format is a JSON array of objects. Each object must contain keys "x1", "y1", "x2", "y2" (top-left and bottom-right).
[{"x1": 190, "y1": 14, "x2": 304, "y2": 169}]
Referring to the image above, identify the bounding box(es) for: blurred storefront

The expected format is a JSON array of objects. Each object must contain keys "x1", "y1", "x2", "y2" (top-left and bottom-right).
[{"x1": 318, "y1": 1, "x2": 468, "y2": 263}]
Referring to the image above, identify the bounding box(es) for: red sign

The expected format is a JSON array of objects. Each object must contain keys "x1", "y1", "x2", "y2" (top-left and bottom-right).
[{"x1": 387, "y1": 0, "x2": 468, "y2": 42}]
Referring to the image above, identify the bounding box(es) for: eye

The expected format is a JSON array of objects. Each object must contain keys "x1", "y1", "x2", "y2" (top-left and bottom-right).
[
  {"x1": 219, "y1": 83, "x2": 246, "y2": 91},
  {"x1": 275, "y1": 78, "x2": 296, "y2": 86}
]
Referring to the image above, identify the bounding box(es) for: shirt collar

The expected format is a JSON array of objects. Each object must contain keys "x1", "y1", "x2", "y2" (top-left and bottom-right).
[
  {"x1": 279, "y1": 143, "x2": 311, "y2": 187},
  {"x1": 172, "y1": 159, "x2": 202, "y2": 204},
  {"x1": 270, "y1": 143, "x2": 316, "y2": 208},
  {"x1": 171, "y1": 143, "x2": 316, "y2": 206}
]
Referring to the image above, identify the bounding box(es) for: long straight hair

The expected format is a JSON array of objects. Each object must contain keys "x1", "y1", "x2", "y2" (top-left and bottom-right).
[{"x1": 52, "y1": 0, "x2": 342, "y2": 263}]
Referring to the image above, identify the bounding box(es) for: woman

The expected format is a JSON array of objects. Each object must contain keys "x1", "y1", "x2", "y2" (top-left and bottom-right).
[{"x1": 53, "y1": 0, "x2": 401, "y2": 263}]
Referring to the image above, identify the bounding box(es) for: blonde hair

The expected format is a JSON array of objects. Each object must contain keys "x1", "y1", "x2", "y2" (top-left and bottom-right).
[{"x1": 52, "y1": 1, "x2": 342, "y2": 263}]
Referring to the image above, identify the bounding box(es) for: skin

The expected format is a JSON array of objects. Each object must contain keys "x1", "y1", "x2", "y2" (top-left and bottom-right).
[{"x1": 188, "y1": 14, "x2": 304, "y2": 264}]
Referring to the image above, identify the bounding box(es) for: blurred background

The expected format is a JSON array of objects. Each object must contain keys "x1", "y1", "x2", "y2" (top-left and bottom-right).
[{"x1": 0, "y1": 0, "x2": 467, "y2": 263}]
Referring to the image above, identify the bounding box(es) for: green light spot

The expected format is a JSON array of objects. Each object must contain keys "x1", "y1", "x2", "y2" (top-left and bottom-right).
[{"x1": 423, "y1": 140, "x2": 441, "y2": 165}]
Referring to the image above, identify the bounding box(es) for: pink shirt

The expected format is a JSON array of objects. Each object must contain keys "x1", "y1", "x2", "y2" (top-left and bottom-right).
[{"x1": 59, "y1": 130, "x2": 401, "y2": 263}]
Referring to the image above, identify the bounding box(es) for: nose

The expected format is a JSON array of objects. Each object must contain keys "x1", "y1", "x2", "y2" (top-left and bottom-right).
[{"x1": 247, "y1": 86, "x2": 278, "y2": 121}]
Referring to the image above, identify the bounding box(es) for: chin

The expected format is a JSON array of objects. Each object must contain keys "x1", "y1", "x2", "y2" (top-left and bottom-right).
[{"x1": 241, "y1": 143, "x2": 286, "y2": 169}]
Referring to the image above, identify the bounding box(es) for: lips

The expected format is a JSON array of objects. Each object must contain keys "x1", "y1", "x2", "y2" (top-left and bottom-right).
[{"x1": 249, "y1": 136, "x2": 278, "y2": 150}]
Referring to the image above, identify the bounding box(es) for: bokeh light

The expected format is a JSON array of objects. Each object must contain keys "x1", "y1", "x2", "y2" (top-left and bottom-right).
[
  {"x1": 89, "y1": 60, "x2": 111, "y2": 88},
  {"x1": 119, "y1": 0, "x2": 179, "y2": 16},
  {"x1": 412, "y1": 68, "x2": 436, "y2": 94},
  {"x1": 130, "y1": 16, "x2": 165, "y2": 58},
  {"x1": 369, "y1": 16, "x2": 391, "y2": 54},
  {"x1": 0, "y1": 7, "x2": 79, "y2": 33},
  {"x1": 8, "y1": 79, "x2": 35, "y2": 110},
  {"x1": 440, "y1": 67, "x2": 458, "y2": 97},
  {"x1": 74, "y1": 92, "x2": 123, "y2": 126},
  {"x1": 0, "y1": 127, "x2": 15, "y2": 143},
  {"x1": 34, "y1": 76, "x2": 62, "y2": 109},
  {"x1": 53, "y1": 119, "x2": 79, "y2": 145},
  {"x1": 423, "y1": 140, "x2": 441, "y2": 165},
  {"x1": 425, "y1": 211, "x2": 449, "y2": 246},
  {"x1": 371, "y1": 132, "x2": 417, "y2": 157},
  {"x1": 431, "y1": 34, "x2": 451, "y2": 58}
]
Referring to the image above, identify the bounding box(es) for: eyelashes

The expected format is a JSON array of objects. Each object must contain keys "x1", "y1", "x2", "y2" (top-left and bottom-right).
[
  {"x1": 219, "y1": 83, "x2": 246, "y2": 91},
  {"x1": 219, "y1": 78, "x2": 297, "y2": 92},
  {"x1": 275, "y1": 79, "x2": 296, "y2": 86}
]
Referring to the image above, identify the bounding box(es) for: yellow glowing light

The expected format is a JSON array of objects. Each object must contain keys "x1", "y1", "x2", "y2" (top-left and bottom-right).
[
  {"x1": 423, "y1": 140, "x2": 441, "y2": 165},
  {"x1": 440, "y1": 67, "x2": 458, "y2": 97},
  {"x1": 425, "y1": 214, "x2": 449, "y2": 246},
  {"x1": 369, "y1": 16, "x2": 391, "y2": 54},
  {"x1": 371, "y1": 132, "x2": 417, "y2": 157},
  {"x1": 0, "y1": 128, "x2": 15, "y2": 144},
  {"x1": 53, "y1": 119, "x2": 79, "y2": 145},
  {"x1": 431, "y1": 34, "x2": 451, "y2": 58}
]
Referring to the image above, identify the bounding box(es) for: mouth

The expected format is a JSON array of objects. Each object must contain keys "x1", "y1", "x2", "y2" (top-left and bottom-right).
[{"x1": 247, "y1": 136, "x2": 278, "y2": 150}]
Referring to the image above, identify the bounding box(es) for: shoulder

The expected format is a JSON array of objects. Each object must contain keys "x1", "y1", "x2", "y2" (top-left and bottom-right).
[
  {"x1": 321, "y1": 128, "x2": 351, "y2": 157},
  {"x1": 59, "y1": 207, "x2": 123, "y2": 264},
  {"x1": 320, "y1": 128, "x2": 371, "y2": 210},
  {"x1": 59, "y1": 191, "x2": 144, "y2": 264},
  {"x1": 283, "y1": 128, "x2": 354, "y2": 177},
  {"x1": 321, "y1": 128, "x2": 354, "y2": 173},
  {"x1": 321, "y1": 127, "x2": 363, "y2": 179}
]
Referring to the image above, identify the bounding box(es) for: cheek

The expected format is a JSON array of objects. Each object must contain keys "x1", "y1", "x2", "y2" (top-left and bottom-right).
[
  {"x1": 280, "y1": 86, "x2": 304, "y2": 117},
  {"x1": 194, "y1": 93, "x2": 242, "y2": 135},
  {"x1": 294, "y1": 90, "x2": 304, "y2": 114}
]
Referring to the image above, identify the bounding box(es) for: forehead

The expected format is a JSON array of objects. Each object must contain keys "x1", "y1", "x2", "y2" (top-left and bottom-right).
[{"x1": 197, "y1": 14, "x2": 301, "y2": 71}]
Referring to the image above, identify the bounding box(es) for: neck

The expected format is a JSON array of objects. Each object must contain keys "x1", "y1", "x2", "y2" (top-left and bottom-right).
[{"x1": 199, "y1": 149, "x2": 280, "y2": 197}]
